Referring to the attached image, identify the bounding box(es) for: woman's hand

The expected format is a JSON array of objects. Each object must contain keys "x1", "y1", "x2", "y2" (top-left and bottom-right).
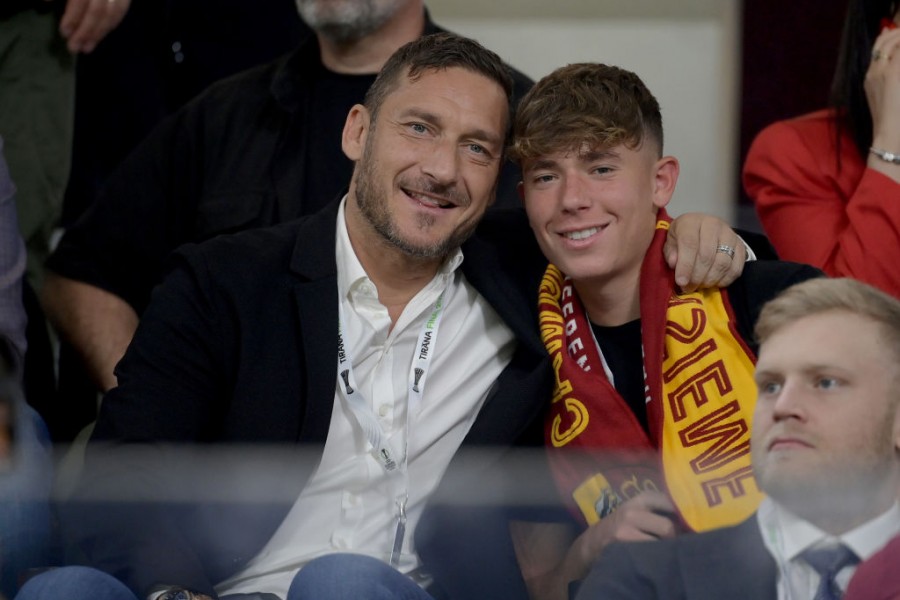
[{"x1": 865, "y1": 22, "x2": 900, "y2": 178}]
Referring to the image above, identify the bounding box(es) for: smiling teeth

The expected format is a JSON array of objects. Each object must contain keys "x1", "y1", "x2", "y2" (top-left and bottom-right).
[
  {"x1": 416, "y1": 195, "x2": 451, "y2": 209},
  {"x1": 565, "y1": 227, "x2": 598, "y2": 240}
]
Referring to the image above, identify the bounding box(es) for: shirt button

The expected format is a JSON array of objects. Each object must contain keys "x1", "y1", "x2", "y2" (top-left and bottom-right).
[{"x1": 378, "y1": 404, "x2": 390, "y2": 417}]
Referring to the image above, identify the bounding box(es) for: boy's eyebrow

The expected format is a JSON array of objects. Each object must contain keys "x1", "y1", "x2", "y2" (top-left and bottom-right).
[
  {"x1": 523, "y1": 148, "x2": 622, "y2": 173},
  {"x1": 579, "y1": 148, "x2": 621, "y2": 162},
  {"x1": 523, "y1": 157, "x2": 560, "y2": 172}
]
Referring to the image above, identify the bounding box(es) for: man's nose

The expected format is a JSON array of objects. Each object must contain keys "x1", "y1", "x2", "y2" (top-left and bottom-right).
[
  {"x1": 771, "y1": 379, "x2": 807, "y2": 421},
  {"x1": 420, "y1": 139, "x2": 459, "y2": 185}
]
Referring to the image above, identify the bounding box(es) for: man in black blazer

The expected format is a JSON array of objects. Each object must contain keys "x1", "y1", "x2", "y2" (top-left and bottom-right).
[
  {"x1": 19, "y1": 33, "x2": 745, "y2": 600},
  {"x1": 41, "y1": 0, "x2": 534, "y2": 408},
  {"x1": 575, "y1": 278, "x2": 900, "y2": 600}
]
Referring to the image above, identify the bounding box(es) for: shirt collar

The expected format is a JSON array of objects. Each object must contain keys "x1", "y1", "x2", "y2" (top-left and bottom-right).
[
  {"x1": 336, "y1": 197, "x2": 369, "y2": 301},
  {"x1": 842, "y1": 502, "x2": 900, "y2": 561},
  {"x1": 335, "y1": 197, "x2": 464, "y2": 302},
  {"x1": 759, "y1": 497, "x2": 900, "y2": 562}
]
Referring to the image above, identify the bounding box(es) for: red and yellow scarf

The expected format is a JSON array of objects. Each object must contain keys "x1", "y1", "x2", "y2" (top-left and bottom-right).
[{"x1": 538, "y1": 212, "x2": 764, "y2": 532}]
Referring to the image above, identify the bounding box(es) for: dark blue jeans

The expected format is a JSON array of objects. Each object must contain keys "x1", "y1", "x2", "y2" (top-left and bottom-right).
[
  {"x1": 1, "y1": 402, "x2": 53, "y2": 598},
  {"x1": 16, "y1": 566, "x2": 136, "y2": 600},
  {"x1": 289, "y1": 554, "x2": 434, "y2": 600},
  {"x1": 17, "y1": 554, "x2": 434, "y2": 600}
]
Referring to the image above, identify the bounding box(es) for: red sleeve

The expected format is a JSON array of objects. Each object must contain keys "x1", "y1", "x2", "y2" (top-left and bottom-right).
[{"x1": 743, "y1": 115, "x2": 900, "y2": 297}]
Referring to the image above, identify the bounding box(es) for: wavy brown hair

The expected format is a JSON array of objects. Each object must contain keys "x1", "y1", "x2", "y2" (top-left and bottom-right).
[{"x1": 509, "y1": 63, "x2": 663, "y2": 164}]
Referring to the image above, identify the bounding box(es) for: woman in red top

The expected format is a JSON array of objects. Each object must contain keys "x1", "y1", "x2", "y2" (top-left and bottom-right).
[{"x1": 744, "y1": 0, "x2": 900, "y2": 297}]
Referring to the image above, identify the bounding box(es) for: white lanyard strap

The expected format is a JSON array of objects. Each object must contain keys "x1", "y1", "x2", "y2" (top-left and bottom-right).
[
  {"x1": 335, "y1": 291, "x2": 446, "y2": 472},
  {"x1": 407, "y1": 292, "x2": 445, "y2": 414},
  {"x1": 336, "y1": 321, "x2": 399, "y2": 471},
  {"x1": 336, "y1": 291, "x2": 446, "y2": 565}
]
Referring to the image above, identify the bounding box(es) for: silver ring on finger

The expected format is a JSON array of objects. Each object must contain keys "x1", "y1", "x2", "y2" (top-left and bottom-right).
[{"x1": 715, "y1": 244, "x2": 735, "y2": 259}]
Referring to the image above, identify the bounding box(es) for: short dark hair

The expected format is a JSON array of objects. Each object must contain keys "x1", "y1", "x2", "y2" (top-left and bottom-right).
[
  {"x1": 363, "y1": 32, "x2": 515, "y2": 134},
  {"x1": 509, "y1": 63, "x2": 664, "y2": 164},
  {"x1": 830, "y1": 0, "x2": 898, "y2": 159}
]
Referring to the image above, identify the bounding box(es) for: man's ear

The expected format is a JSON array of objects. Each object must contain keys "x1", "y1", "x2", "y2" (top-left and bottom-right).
[
  {"x1": 517, "y1": 180, "x2": 525, "y2": 204},
  {"x1": 652, "y1": 156, "x2": 679, "y2": 210},
  {"x1": 342, "y1": 104, "x2": 370, "y2": 161}
]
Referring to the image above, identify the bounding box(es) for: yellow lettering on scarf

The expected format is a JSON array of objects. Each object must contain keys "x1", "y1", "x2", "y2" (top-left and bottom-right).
[
  {"x1": 550, "y1": 396, "x2": 589, "y2": 447},
  {"x1": 545, "y1": 320, "x2": 587, "y2": 445},
  {"x1": 540, "y1": 312, "x2": 564, "y2": 351},
  {"x1": 540, "y1": 265, "x2": 589, "y2": 446}
]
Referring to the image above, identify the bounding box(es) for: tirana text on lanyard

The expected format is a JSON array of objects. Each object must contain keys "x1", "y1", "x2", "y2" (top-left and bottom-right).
[{"x1": 335, "y1": 292, "x2": 446, "y2": 567}]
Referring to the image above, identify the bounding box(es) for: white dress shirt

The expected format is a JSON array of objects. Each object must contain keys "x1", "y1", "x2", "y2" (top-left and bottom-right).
[
  {"x1": 757, "y1": 497, "x2": 900, "y2": 600},
  {"x1": 215, "y1": 199, "x2": 515, "y2": 599}
]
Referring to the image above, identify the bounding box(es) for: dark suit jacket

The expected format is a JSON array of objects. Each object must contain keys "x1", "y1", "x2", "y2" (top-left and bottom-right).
[
  {"x1": 62, "y1": 201, "x2": 553, "y2": 598},
  {"x1": 576, "y1": 516, "x2": 777, "y2": 599}
]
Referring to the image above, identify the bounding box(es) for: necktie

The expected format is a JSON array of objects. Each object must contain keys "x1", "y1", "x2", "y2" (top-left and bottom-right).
[{"x1": 800, "y1": 544, "x2": 860, "y2": 600}]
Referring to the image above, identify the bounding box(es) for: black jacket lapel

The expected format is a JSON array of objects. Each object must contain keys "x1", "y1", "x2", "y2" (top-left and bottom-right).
[{"x1": 290, "y1": 201, "x2": 341, "y2": 443}]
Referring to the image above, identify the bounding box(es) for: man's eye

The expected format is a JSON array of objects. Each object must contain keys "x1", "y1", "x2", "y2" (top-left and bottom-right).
[
  {"x1": 468, "y1": 143, "x2": 485, "y2": 155},
  {"x1": 410, "y1": 123, "x2": 428, "y2": 134},
  {"x1": 815, "y1": 377, "x2": 840, "y2": 390},
  {"x1": 759, "y1": 381, "x2": 781, "y2": 395}
]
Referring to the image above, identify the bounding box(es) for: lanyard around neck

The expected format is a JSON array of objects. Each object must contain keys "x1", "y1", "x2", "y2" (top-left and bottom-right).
[
  {"x1": 335, "y1": 290, "x2": 446, "y2": 472},
  {"x1": 335, "y1": 290, "x2": 447, "y2": 566}
]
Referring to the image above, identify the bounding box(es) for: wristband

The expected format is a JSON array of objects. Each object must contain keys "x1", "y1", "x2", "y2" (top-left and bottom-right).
[{"x1": 869, "y1": 147, "x2": 900, "y2": 165}]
